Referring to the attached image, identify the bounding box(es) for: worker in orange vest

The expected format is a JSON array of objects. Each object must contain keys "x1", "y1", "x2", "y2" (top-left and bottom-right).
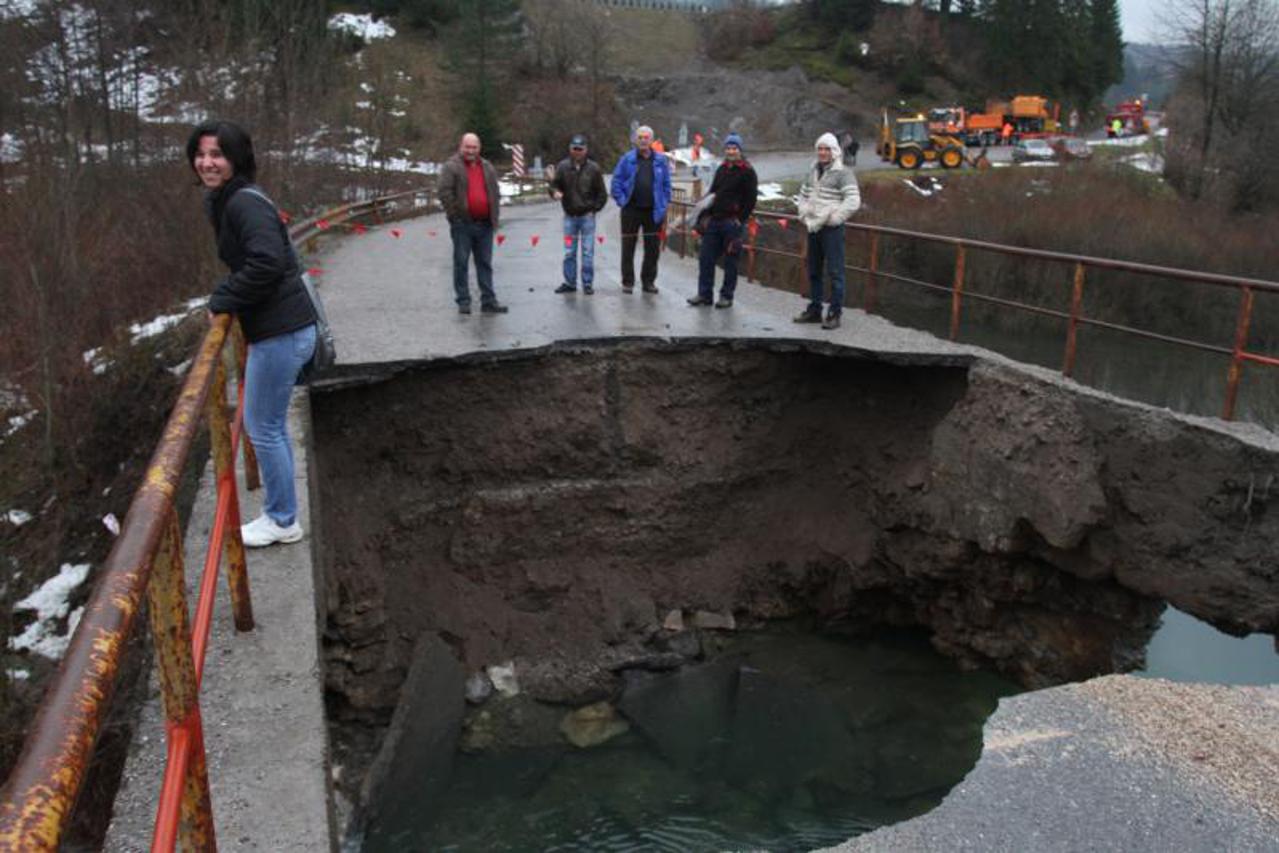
[{"x1": 1001, "y1": 121, "x2": 1013, "y2": 146}]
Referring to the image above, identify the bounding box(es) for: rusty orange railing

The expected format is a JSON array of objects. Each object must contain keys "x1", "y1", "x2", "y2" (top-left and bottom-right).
[
  {"x1": 0, "y1": 189, "x2": 433, "y2": 851},
  {"x1": 671, "y1": 201, "x2": 1279, "y2": 421}
]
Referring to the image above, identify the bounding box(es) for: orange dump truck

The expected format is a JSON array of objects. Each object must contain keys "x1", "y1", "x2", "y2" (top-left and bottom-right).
[{"x1": 954, "y1": 96, "x2": 1063, "y2": 146}]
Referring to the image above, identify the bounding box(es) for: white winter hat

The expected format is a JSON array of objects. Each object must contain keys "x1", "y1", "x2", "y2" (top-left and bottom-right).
[{"x1": 815, "y1": 132, "x2": 841, "y2": 154}]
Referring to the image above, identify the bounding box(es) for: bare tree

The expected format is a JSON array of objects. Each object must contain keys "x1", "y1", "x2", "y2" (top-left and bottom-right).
[{"x1": 1164, "y1": 0, "x2": 1279, "y2": 208}]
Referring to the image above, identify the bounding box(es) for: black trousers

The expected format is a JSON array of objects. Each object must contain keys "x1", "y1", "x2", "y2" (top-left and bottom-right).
[{"x1": 620, "y1": 206, "x2": 661, "y2": 287}]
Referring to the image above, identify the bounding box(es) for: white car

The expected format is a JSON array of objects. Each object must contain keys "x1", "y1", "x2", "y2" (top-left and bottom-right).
[{"x1": 1012, "y1": 138, "x2": 1056, "y2": 163}]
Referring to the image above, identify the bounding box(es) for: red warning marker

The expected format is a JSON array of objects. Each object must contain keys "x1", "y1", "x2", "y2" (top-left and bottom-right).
[
  {"x1": 778, "y1": 219, "x2": 789, "y2": 230},
  {"x1": 597, "y1": 235, "x2": 605, "y2": 244},
  {"x1": 496, "y1": 234, "x2": 506, "y2": 245},
  {"x1": 564, "y1": 235, "x2": 574, "y2": 248},
  {"x1": 307, "y1": 267, "x2": 324, "y2": 276},
  {"x1": 391, "y1": 228, "x2": 402, "y2": 238},
  {"x1": 279, "y1": 210, "x2": 292, "y2": 224},
  {"x1": 317, "y1": 219, "x2": 330, "y2": 230},
  {"x1": 747, "y1": 219, "x2": 759, "y2": 238},
  {"x1": 531, "y1": 235, "x2": 540, "y2": 247},
  {"x1": 353, "y1": 223, "x2": 367, "y2": 235}
]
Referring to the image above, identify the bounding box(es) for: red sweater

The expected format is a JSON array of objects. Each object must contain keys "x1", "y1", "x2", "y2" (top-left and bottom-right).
[{"x1": 466, "y1": 159, "x2": 490, "y2": 221}]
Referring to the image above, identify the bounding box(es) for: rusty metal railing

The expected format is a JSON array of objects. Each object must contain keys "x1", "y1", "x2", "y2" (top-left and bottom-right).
[
  {"x1": 670, "y1": 201, "x2": 1279, "y2": 421},
  {"x1": 0, "y1": 188, "x2": 433, "y2": 851}
]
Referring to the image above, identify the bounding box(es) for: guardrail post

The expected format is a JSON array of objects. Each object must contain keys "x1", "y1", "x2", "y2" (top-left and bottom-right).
[
  {"x1": 1223, "y1": 285, "x2": 1254, "y2": 421},
  {"x1": 148, "y1": 507, "x2": 216, "y2": 852},
  {"x1": 865, "y1": 232, "x2": 879, "y2": 313},
  {"x1": 949, "y1": 244, "x2": 967, "y2": 341},
  {"x1": 207, "y1": 358, "x2": 255, "y2": 632},
  {"x1": 796, "y1": 226, "x2": 808, "y2": 297},
  {"x1": 229, "y1": 321, "x2": 260, "y2": 492},
  {"x1": 680, "y1": 203, "x2": 688, "y2": 259},
  {"x1": 1062, "y1": 262, "x2": 1087, "y2": 377}
]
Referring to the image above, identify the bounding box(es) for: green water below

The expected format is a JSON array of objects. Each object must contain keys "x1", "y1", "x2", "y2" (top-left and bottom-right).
[{"x1": 392, "y1": 631, "x2": 1019, "y2": 853}]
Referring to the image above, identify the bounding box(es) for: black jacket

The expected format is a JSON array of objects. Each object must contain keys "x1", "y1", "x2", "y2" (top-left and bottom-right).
[
  {"x1": 708, "y1": 159, "x2": 759, "y2": 222},
  {"x1": 548, "y1": 157, "x2": 608, "y2": 216},
  {"x1": 206, "y1": 178, "x2": 315, "y2": 343}
]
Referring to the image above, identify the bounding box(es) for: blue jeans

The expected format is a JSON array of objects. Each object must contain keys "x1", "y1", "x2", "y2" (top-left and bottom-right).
[
  {"x1": 697, "y1": 218, "x2": 743, "y2": 301},
  {"x1": 562, "y1": 214, "x2": 596, "y2": 286},
  {"x1": 806, "y1": 224, "x2": 846, "y2": 314},
  {"x1": 244, "y1": 323, "x2": 316, "y2": 526},
  {"x1": 450, "y1": 220, "x2": 497, "y2": 306}
]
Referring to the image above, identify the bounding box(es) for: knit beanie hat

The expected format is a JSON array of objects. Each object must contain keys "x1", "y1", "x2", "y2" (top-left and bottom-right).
[
  {"x1": 723, "y1": 133, "x2": 744, "y2": 153},
  {"x1": 815, "y1": 131, "x2": 841, "y2": 155}
]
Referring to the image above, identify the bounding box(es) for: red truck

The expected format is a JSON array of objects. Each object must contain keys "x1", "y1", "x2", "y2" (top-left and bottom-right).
[{"x1": 1106, "y1": 100, "x2": 1150, "y2": 137}]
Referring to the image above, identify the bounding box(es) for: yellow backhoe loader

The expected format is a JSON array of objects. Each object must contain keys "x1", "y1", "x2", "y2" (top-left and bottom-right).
[{"x1": 877, "y1": 110, "x2": 967, "y2": 170}]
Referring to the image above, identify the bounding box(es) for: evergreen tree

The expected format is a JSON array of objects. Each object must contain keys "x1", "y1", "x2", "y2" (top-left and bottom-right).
[
  {"x1": 1058, "y1": 0, "x2": 1096, "y2": 103},
  {"x1": 448, "y1": 0, "x2": 521, "y2": 156},
  {"x1": 1088, "y1": 0, "x2": 1124, "y2": 95}
]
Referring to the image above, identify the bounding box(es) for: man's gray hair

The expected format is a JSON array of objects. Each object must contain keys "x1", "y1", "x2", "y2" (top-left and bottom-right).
[{"x1": 635, "y1": 125, "x2": 654, "y2": 140}]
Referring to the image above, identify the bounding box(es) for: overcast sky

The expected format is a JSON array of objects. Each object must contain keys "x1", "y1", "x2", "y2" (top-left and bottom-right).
[{"x1": 1121, "y1": 0, "x2": 1165, "y2": 44}]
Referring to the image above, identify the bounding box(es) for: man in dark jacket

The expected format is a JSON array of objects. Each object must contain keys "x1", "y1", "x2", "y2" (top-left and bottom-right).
[
  {"x1": 548, "y1": 134, "x2": 609, "y2": 295},
  {"x1": 688, "y1": 132, "x2": 758, "y2": 309},
  {"x1": 437, "y1": 132, "x2": 508, "y2": 314}
]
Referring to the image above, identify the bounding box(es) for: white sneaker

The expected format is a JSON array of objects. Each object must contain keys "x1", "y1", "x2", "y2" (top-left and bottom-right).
[{"x1": 240, "y1": 513, "x2": 303, "y2": 547}]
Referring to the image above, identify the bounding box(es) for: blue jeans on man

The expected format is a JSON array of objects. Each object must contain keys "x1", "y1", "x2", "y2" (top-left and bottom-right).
[
  {"x1": 562, "y1": 214, "x2": 596, "y2": 287},
  {"x1": 696, "y1": 218, "x2": 743, "y2": 301},
  {"x1": 244, "y1": 323, "x2": 317, "y2": 527},
  {"x1": 450, "y1": 220, "x2": 497, "y2": 307},
  {"x1": 806, "y1": 224, "x2": 846, "y2": 314}
]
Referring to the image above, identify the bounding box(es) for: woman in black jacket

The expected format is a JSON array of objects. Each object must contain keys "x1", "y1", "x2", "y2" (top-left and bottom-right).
[{"x1": 188, "y1": 120, "x2": 316, "y2": 548}]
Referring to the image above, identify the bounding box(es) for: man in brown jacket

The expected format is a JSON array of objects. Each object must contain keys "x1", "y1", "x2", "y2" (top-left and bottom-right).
[{"x1": 437, "y1": 132, "x2": 507, "y2": 314}]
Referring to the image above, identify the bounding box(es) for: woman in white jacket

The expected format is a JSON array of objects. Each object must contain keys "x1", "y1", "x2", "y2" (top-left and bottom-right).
[{"x1": 794, "y1": 132, "x2": 862, "y2": 330}]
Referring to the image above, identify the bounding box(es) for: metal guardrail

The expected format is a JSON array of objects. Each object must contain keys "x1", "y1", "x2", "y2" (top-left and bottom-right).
[
  {"x1": 0, "y1": 188, "x2": 433, "y2": 851},
  {"x1": 669, "y1": 201, "x2": 1279, "y2": 421}
]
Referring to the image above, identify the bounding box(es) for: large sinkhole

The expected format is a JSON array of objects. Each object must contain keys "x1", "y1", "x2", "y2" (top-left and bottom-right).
[{"x1": 312, "y1": 341, "x2": 1174, "y2": 850}]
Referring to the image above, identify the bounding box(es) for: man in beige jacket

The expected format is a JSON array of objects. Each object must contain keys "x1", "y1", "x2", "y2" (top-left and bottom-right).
[{"x1": 794, "y1": 132, "x2": 861, "y2": 330}]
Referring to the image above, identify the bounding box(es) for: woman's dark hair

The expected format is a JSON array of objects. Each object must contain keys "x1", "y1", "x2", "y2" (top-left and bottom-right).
[{"x1": 186, "y1": 120, "x2": 256, "y2": 183}]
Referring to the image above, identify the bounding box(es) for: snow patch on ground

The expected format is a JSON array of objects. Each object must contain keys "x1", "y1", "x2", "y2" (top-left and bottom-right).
[
  {"x1": 82, "y1": 346, "x2": 110, "y2": 375},
  {"x1": 9, "y1": 563, "x2": 91, "y2": 660},
  {"x1": 298, "y1": 128, "x2": 440, "y2": 175},
  {"x1": 328, "y1": 13, "x2": 396, "y2": 41},
  {"x1": 4, "y1": 510, "x2": 33, "y2": 526},
  {"x1": 903, "y1": 176, "x2": 945, "y2": 197},
  {"x1": 0, "y1": 133, "x2": 22, "y2": 163},
  {"x1": 4, "y1": 410, "x2": 39, "y2": 440},
  {"x1": 1088, "y1": 134, "x2": 1152, "y2": 148},
  {"x1": 1122, "y1": 151, "x2": 1165, "y2": 174},
  {"x1": 128, "y1": 297, "x2": 204, "y2": 344},
  {"x1": 757, "y1": 182, "x2": 787, "y2": 202},
  {"x1": 1, "y1": 0, "x2": 39, "y2": 21}
]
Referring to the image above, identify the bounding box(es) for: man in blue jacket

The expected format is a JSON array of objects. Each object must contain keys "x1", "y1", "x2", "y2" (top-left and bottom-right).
[{"x1": 610, "y1": 125, "x2": 672, "y2": 293}]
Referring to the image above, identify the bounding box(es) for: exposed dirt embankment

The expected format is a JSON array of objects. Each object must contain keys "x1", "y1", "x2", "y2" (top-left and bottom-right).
[
  {"x1": 613, "y1": 67, "x2": 872, "y2": 147},
  {"x1": 312, "y1": 341, "x2": 1276, "y2": 726}
]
